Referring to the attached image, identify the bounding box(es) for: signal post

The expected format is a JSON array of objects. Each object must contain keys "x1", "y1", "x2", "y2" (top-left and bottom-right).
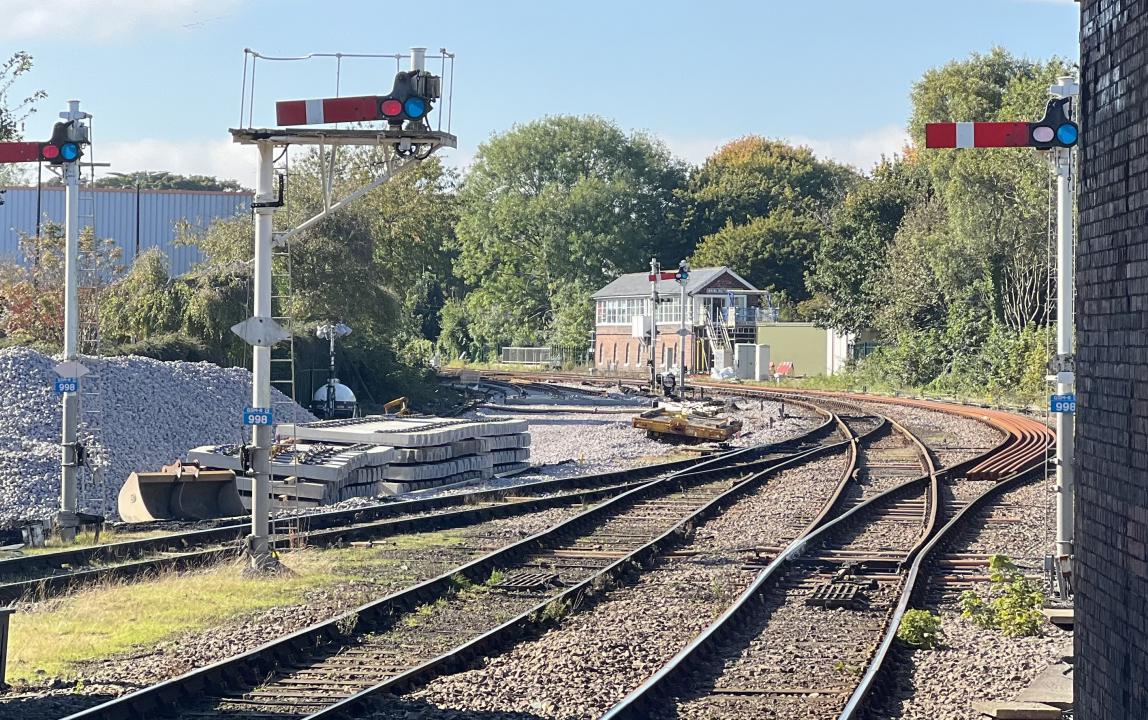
[
  {"x1": 231, "y1": 48, "x2": 456, "y2": 569},
  {"x1": 0, "y1": 102, "x2": 92, "y2": 540},
  {"x1": 925, "y1": 76, "x2": 1080, "y2": 598}
]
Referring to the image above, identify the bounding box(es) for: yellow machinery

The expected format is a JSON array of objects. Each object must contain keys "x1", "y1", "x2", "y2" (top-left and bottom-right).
[
  {"x1": 632, "y1": 408, "x2": 742, "y2": 442},
  {"x1": 384, "y1": 396, "x2": 411, "y2": 415},
  {"x1": 118, "y1": 460, "x2": 245, "y2": 523}
]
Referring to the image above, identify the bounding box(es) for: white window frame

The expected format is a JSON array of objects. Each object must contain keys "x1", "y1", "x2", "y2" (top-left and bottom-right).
[{"x1": 596, "y1": 297, "x2": 649, "y2": 326}]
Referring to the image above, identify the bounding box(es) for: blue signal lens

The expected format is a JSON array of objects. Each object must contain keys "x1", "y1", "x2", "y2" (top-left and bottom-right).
[
  {"x1": 403, "y1": 96, "x2": 428, "y2": 119},
  {"x1": 1056, "y1": 123, "x2": 1078, "y2": 146},
  {"x1": 59, "y1": 143, "x2": 79, "y2": 161}
]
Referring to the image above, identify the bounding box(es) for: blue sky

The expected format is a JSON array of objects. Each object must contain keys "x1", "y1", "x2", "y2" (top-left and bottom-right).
[{"x1": 3, "y1": 0, "x2": 1079, "y2": 183}]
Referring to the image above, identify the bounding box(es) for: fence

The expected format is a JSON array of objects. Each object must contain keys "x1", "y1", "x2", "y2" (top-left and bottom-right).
[
  {"x1": 499, "y1": 347, "x2": 553, "y2": 365},
  {"x1": 499, "y1": 345, "x2": 593, "y2": 368}
]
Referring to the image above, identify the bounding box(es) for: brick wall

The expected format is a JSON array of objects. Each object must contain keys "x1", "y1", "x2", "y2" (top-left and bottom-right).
[
  {"x1": 594, "y1": 325, "x2": 700, "y2": 374},
  {"x1": 1077, "y1": 2, "x2": 1148, "y2": 716}
]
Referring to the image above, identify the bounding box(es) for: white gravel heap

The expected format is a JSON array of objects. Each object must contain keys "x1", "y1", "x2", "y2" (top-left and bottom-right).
[{"x1": 0, "y1": 346, "x2": 313, "y2": 526}]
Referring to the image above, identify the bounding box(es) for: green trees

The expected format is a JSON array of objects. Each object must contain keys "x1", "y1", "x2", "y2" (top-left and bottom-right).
[
  {"x1": 0, "y1": 224, "x2": 121, "y2": 349},
  {"x1": 449, "y1": 116, "x2": 687, "y2": 359},
  {"x1": 686, "y1": 138, "x2": 857, "y2": 301},
  {"x1": 691, "y1": 211, "x2": 821, "y2": 301},
  {"x1": 804, "y1": 48, "x2": 1067, "y2": 401},
  {"x1": 0, "y1": 51, "x2": 45, "y2": 142},
  {"x1": 93, "y1": 172, "x2": 248, "y2": 192},
  {"x1": 0, "y1": 46, "x2": 1066, "y2": 405},
  {"x1": 808, "y1": 158, "x2": 929, "y2": 333}
]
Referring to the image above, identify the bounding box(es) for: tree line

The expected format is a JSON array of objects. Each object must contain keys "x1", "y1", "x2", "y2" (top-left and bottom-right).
[{"x1": 0, "y1": 48, "x2": 1067, "y2": 405}]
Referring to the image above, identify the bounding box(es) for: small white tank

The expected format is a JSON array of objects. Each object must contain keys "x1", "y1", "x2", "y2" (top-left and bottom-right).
[{"x1": 313, "y1": 381, "x2": 356, "y2": 404}]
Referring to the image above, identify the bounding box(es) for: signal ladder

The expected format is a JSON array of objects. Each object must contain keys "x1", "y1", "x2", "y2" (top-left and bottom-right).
[
  {"x1": 269, "y1": 179, "x2": 304, "y2": 545},
  {"x1": 76, "y1": 183, "x2": 109, "y2": 518}
]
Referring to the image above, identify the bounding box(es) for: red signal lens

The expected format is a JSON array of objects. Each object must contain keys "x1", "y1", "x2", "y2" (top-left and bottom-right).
[
  {"x1": 380, "y1": 99, "x2": 403, "y2": 117},
  {"x1": 41, "y1": 144, "x2": 60, "y2": 160}
]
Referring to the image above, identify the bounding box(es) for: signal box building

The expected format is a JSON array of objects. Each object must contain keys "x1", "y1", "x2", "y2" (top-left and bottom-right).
[
  {"x1": 592, "y1": 266, "x2": 759, "y2": 374},
  {"x1": 591, "y1": 266, "x2": 854, "y2": 376}
]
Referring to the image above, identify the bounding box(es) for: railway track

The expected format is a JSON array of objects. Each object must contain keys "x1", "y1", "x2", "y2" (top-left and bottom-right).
[
  {"x1": 858, "y1": 465, "x2": 1057, "y2": 720},
  {"x1": 600, "y1": 428, "x2": 1052, "y2": 719},
  {"x1": 312, "y1": 410, "x2": 885, "y2": 719},
  {"x1": 58, "y1": 408, "x2": 853, "y2": 720},
  {"x1": 0, "y1": 447, "x2": 750, "y2": 603},
  {"x1": 0, "y1": 387, "x2": 837, "y2": 604},
  {"x1": 463, "y1": 369, "x2": 1050, "y2": 481},
  {"x1": 306, "y1": 410, "x2": 911, "y2": 719},
  {"x1": 23, "y1": 377, "x2": 1056, "y2": 720}
]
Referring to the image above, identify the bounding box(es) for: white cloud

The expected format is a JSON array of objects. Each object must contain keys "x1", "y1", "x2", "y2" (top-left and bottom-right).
[
  {"x1": 658, "y1": 135, "x2": 730, "y2": 166},
  {"x1": 789, "y1": 124, "x2": 910, "y2": 170},
  {"x1": 662, "y1": 124, "x2": 909, "y2": 172},
  {"x1": 94, "y1": 138, "x2": 255, "y2": 185},
  {"x1": 0, "y1": 0, "x2": 240, "y2": 41}
]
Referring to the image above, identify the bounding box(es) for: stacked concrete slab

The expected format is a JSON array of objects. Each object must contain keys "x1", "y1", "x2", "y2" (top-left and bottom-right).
[{"x1": 187, "y1": 415, "x2": 532, "y2": 509}]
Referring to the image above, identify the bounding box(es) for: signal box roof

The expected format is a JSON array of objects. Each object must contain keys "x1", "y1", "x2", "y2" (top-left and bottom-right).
[{"x1": 591, "y1": 266, "x2": 756, "y2": 299}]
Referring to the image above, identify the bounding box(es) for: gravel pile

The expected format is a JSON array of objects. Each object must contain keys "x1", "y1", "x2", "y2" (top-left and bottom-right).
[{"x1": 0, "y1": 346, "x2": 313, "y2": 526}]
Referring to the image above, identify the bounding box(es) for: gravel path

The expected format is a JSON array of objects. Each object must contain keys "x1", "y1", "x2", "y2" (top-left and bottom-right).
[
  {"x1": 852, "y1": 400, "x2": 1004, "y2": 468},
  {"x1": 459, "y1": 400, "x2": 819, "y2": 482},
  {"x1": 870, "y1": 475, "x2": 1068, "y2": 720},
  {"x1": 0, "y1": 347, "x2": 312, "y2": 526}
]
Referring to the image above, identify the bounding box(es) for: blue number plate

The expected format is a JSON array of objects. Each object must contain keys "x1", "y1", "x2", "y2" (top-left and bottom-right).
[
  {"x1": 54, "y1": 377, "x2": 79, "y2": 395},
  {"x1": 243, "y1": 407, "x2": 274, "y2": 426},
  {"x1": 1049, "y1": 394, "x2": 1076, "y2": 414}
]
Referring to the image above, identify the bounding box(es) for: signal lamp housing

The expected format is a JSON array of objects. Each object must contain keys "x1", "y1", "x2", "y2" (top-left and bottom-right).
[{"x1": 39, "y1": 122, "x2": 83, "y2": 165}]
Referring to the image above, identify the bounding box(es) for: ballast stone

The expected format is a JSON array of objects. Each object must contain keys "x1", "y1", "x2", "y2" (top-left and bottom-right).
[{"x1": 0, "y1": 346, "x2": 314, "y2": 527}]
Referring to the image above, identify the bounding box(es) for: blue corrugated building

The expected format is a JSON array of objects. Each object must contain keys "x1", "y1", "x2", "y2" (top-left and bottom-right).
[{"x1": 0, "y1": 186, "x2": 251, "y2": 275}]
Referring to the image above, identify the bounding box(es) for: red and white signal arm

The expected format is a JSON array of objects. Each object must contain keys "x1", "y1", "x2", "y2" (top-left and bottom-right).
[
  {"x1": 276, "y1": 96, "x2": 383, "y2": 126},
  {"x1": 924, "y1": 122, "x2": 1030, "y2": 148},
  {"x1": 925, "y1": 100, "x2": 1078, "y2": 150}
]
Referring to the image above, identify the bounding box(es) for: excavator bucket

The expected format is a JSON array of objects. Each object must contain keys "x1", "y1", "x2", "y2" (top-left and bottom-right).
[{"x1": 118, "y1": 460, "x2": 245, "y2": 523}]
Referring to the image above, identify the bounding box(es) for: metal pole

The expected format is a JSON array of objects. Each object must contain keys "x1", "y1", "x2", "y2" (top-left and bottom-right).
[
  {"x1": 649, "y1": 258, "x2": 659, "y2": 390},
  {"x1": 58, "y1": 100, "x2": 86, "y2": 538},
  {"x1": 1047, "y1": 75, "x2": 1077, "y2": 595},
  {"x1": 59, "y1": 138, "x2": 80, "y2": 518},
  {"x1": 679, "y1": 270, "x2": 688, "y2": 397},
  {"x1": 248, "y1": 141, "x2": 275, "y2": 568},
  {"x1": 411, "y1": 47, "x2": 427, "y2": 72},
  {"x1": 1054, "y1": 145, "x2": 1074, "y2": 579},
  {"x1": 327, "y1": 332, "x2": 336, "y2": 418}
]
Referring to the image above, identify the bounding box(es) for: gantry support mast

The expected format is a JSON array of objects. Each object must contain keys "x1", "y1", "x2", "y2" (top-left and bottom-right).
[{"x1": 230, "y1": 48, "x2": 456, "y2": 569}]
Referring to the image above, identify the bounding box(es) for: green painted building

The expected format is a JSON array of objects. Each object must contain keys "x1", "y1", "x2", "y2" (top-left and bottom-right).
[{"x1": 754, "y1": 322, "x2": 852, "y2": 377}]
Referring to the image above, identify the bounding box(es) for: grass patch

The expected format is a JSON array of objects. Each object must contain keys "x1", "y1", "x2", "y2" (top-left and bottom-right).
[
  {"x1": 17, "y1": 528, "x2": 176, "y2": 556},
  {"x1": 385, "y1": 530, "x2": 466, "y2": 551},
  {"x1": 6, "y1": 534, "x2": 463, "y2": 683}
]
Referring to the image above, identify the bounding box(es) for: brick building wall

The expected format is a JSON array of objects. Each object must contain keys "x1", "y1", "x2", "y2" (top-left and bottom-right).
[
  {"x1": 1077, "y1": 1, "x2": 1148, "y2": 716},
  {"x1": 594, "y1": 326, "x2": 697, "y2": 374}
]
